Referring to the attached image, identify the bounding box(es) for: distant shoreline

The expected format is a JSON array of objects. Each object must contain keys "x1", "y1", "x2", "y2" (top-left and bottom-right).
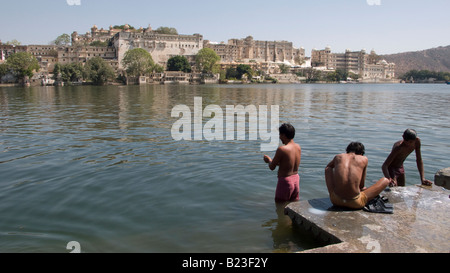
[{"x1": 2, "y1": 81, "x2": 450, "y2": 88}]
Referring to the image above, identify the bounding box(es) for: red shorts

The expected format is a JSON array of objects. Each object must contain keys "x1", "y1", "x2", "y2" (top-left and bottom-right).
[
  {"x1": 275, "y1": 174, "x2": 300, "y2": 203},
  {"x1": 388, "y1": 165, "x2": 405, "y2": 180}
]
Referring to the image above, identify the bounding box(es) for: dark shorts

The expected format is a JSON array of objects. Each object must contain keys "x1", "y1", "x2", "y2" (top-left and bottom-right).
[{"x1": 388, "y1": 165, "x2": 405, "y2": 180}]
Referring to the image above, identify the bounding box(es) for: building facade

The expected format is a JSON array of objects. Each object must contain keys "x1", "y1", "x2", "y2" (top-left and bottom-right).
[
  {"x1": 205, "y1": 36, "x2": 305, "y2": 65},
  {"x1": 0, "y1": 44, "x2": 27, "y2": 61},
  {"x1": 311, "y1": 47, "x2": 395, "y2": 79},
  {"x1": 363, "y1": 60, "x2": 396, "y2": 80},
  {"x1": 71, "y1": 25, "x2": 122, "y2": 46},
  {"x1": 72, "y1": 24, "x2": 204, "y2": 69},
  {"x1": 112, "y1": 31, "x2": 203, "y2": 69},
  {"x1": 2, "y1": 24, "x2": 396, "y2": 83}
]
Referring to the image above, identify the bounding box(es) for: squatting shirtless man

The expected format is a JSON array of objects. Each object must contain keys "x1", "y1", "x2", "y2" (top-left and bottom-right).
[{"x1": 325, "y1": 142, "x2": 389, "y2": 209}]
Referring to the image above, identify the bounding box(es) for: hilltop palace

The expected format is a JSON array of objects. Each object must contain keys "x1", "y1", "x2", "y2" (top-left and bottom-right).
[{"x1": 0, "y1": 24, "x2": 395, "y2": 83}]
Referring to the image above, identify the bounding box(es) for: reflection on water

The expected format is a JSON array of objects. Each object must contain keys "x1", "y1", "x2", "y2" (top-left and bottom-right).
[{"x1": 0, "y1": 84, "x2": 449, "y2": 252}]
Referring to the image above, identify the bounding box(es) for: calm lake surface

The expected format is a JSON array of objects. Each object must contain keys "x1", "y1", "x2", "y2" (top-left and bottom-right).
[{"x1": 0, "y1": 83, "x2": 449, "y2": 253}]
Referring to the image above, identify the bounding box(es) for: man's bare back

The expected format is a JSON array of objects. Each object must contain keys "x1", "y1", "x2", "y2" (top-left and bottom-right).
[
  {"x1": 326, "y1": 153, "x2": 368, "y2": 199},
  {"x1": 385, "y1": 140, "x2": 416, "y2": 168},
  {"x1": 263, "y1": 123, "x2": 302, "y2": 203},
  {"x1": 382, "y1": 129, "x2": 433, "y2": 187},
  {"x1": 272, "y1": 142, "x2": 301, "y2": 178},
  {"x1": 325, "y1": 142, "x2": 389, "y2": 209}
]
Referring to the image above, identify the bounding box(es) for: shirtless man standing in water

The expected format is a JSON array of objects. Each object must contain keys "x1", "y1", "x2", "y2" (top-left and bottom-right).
[
  {"x1": 264, "y1": 124, "x2": 302, "y2": 203},
  {"x1": 325, "y1": 142, "x2": 389, "y2": 209},
  {"x1": 382, "y1": 129, "x2": 433, "y2": 187}
]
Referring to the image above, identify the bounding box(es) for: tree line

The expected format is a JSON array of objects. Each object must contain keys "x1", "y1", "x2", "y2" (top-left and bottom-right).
[
  {"x1": 0, "y1": 52, "x2": 40, "y2": 84},
  {"x1": 0, "y1": 47, "x2": 223, "y2": 85},
  {"x1": 2, "y1": 48, "x2": 370, "y2": 86},
  {"x1": 53, "y1": 57, "x2": 117, "y2": 85},
  {"x1": 401, "y1": 70, "x2": 450, "y2": 82},
  {"x1": 122, "y1": 47, "x2": 221, "y2": 77}
]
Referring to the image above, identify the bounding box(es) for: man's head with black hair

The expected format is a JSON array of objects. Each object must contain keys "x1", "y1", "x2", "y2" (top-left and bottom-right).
[
  {"x1": 279, "y1": 123, "x2": 295, "y2": 140},
  {"x1": 403, "y1": 129, "x2": 417, "y2": 141},
  {"x1": 346, "y1": 142, "x2": 365, "y2": 156}
]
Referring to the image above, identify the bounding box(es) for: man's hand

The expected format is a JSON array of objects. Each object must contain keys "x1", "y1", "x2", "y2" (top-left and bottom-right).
[
  {"x1": 422, "y1": 179, "x2": 433, "y2": 186},
  {"x1": 263, "y1": 155, "x2": 272, "y2": 164},
  {"x1": 388, "y1": 178, "x2": 397, "y2": 187}
]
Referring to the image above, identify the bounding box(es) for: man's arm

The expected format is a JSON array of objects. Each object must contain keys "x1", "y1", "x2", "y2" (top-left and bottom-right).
[
  {"x1": 325, "y1": 157, "x2": 336, "y2": 195},
  {"x1": 360, "y1": 157, "x2": 368, "y2": 191},
  {"x1": 325, "y1": 158, "x2": 335, "y2": 170},
  {"x1": 264, "y1": 148, "x2": 283, "y2": 171},
  {"x1": 415, "y1": 139, "x2": 433, "y2": 186}
]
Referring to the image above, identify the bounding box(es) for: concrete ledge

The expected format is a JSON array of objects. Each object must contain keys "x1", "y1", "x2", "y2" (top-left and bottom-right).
[
  {"x1": 435, "y1": 168, "x2": 450, "y2": 190},
  {"x1": 285, "y1": 185, "x2": 450, "y2": 253}
]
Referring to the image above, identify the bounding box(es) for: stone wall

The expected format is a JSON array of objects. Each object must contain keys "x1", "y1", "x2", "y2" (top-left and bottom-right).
[
  {"x1": 435, "y1": 168, "x2": 450, "y2": 190},
  {"x1": 113, "y1": 32, "x2": 203, "y2": 69}
]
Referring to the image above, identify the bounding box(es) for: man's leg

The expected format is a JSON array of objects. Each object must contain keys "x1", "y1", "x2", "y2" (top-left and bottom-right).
[
  {"x1": 363, "y1": 178, "x2": 390, "y2": 202},
  {"x1": 397, "y1": 173, "x2": 406, "y2": 187}
]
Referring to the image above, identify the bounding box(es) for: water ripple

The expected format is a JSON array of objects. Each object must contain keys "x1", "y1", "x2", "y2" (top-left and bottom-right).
[{"x1": 0, "y1": 84, "x2": 449, "y2": 252}]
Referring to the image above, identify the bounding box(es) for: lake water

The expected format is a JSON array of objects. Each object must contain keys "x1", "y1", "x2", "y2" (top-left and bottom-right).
[{"x1": 0, "y1": 83, "x2": 449, "y2": 253}]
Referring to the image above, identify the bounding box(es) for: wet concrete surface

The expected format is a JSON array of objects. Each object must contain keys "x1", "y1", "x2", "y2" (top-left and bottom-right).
[{"x1": 285, "y1": 185, "x2": 450, "y2": 253}]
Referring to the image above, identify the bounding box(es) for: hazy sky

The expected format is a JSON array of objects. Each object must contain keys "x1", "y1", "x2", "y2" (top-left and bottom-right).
[{"x1": 1, "y1": 0, "x2": 449, "y2": 55}]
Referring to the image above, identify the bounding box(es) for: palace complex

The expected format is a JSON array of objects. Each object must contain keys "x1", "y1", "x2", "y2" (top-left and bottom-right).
[
  {"x1": 311, "y1": 46, "x2": 395, "y2": 80},
  {"x1": 0, "y1": 24, "x2": 396, "y2": 83}
]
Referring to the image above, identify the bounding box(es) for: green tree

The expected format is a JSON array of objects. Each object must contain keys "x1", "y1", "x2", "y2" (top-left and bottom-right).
[
  {"x1": 113, "y1": 24, "x2": 136, "y2": 30},
  {"x1": 335, "y1": 69, "x2": 348, "y2": 81},
  {"x1": 195, "y1": 48, "x2": 220, "y2": 74},
  {"x1": 122, "y1": 48, "x2": 155, "y2": 77},
  {"x1": 325, "y1": 71, "x2": 338, "y2": 82},
  {"x1": 52, "y1": 34, "x2": 71, "y2": 46},
  {"x1": 402, "y1": 69, "x2": 450, "y2": 82},
  {"x1": 6, "y1": 52, "x2": 40, "y2": 81},
  {"x1": 236, "y1": 64, "x2": 253, "y2": 79},
  {"x1": 303, "y1": 67, "x2": 323, "y2": 83},
  {"x1": 154, "y1": 27, "x2": 178, "y2": 35},
  {"x1": 53, "y1": 63, "x2": 84, "y2": 83},
  {"x1": 53, "y1": 63, "x2": 62, "y2": 80},
  {"x1": 153, "y1": 63, "x2": 164, "y2": 73},
  {"x1": 167, "y1": 55, "x2": 191, "y2": 73},
  {"x1": 84, "y1": 57, "x2": 115, "y2": 85},
  {"x1": 0, "y1": 63, "x2": 8, "y2": 78},
  {"x1": 278, "y1": 64, "x2": 290, "y2": 74},
  {"x1": 225, "y1": 67, "x2": 239, "y2": 79}
]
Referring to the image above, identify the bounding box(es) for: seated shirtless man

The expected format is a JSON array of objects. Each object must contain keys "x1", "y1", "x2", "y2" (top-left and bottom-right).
[
  {"x1": 382, "y1": 129, "x2": 433, "y2": 187},
  {"x1": 325, "y1": 142, "x2": 389, "y2": 210},
  {"x1": 264, "y1": 123, "x2": 301, "y2": 203}
]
